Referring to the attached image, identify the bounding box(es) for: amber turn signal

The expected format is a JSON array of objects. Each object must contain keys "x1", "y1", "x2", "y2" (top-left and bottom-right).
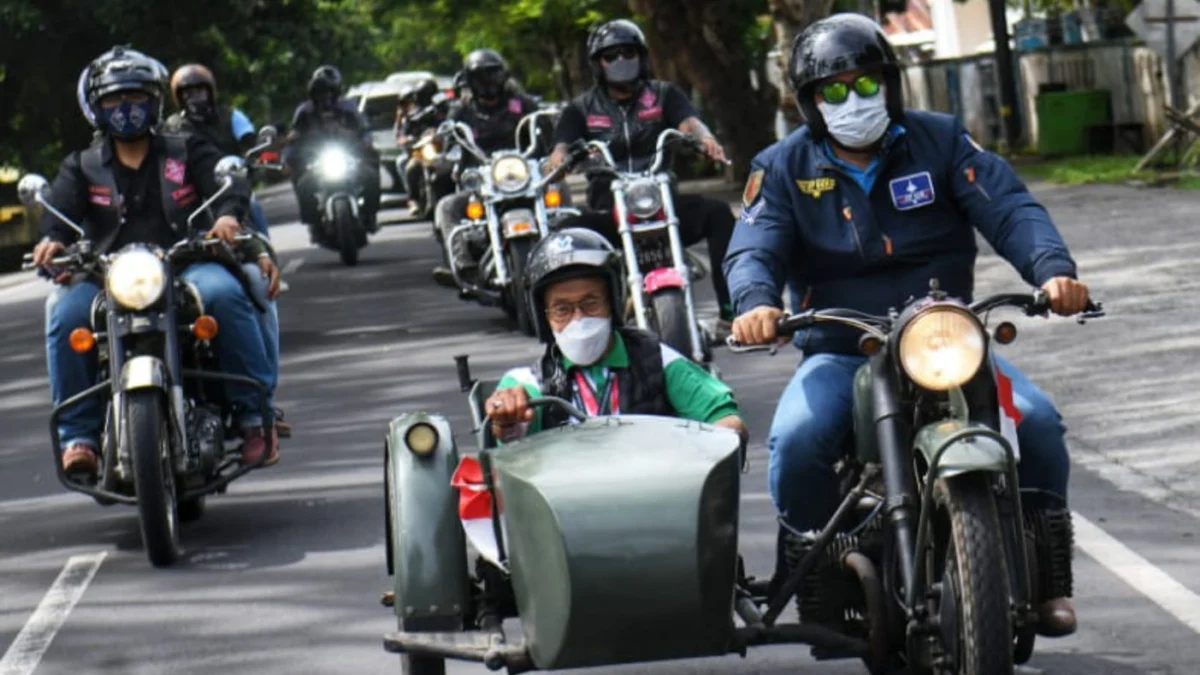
[
  {"x1": 69, "y1": 328, "x2": 95, "y2": 353},
  {"x1": 193, "y1": 315, "x2": 219, "y2": 341},
  {"x1": 544, "y1": 188, "x2": 562, "y2": 208},
  {"x1": 859, "y1": 335, "x2": 884, "y2": 356},
  {"x1": 465, "y1": 201, "x2": 485, "y2": 220}
]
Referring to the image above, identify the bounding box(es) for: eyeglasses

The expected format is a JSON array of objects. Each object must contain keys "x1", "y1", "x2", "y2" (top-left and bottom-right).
[
  {"x1": 546, "y1": 295, "x2": 609, "y2": 322},
  {"x1": 817, "y1": 74, "x2": 881, "y2": 105},
  {"x1": 599, "y1": 46, "x2": 639, "y2": 63}
]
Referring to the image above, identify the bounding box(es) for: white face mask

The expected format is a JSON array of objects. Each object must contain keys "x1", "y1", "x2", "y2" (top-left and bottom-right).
[
  {"x1": 817, "y1": 89, "x2": 890, "y2": 149},
  {"x1": 553, "y1": 316, "x2": 612, "y2": 366}
]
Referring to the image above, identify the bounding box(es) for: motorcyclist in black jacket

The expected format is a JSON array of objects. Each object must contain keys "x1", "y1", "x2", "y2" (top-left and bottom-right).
[
  {"x1": 547, "y1": 19, "x2": 737, "y2": 339},
  {"x1": 394, "y1": 78, "x2": 449, "y2": 216}
]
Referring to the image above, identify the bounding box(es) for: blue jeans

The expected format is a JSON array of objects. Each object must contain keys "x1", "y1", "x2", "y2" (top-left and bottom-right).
[
  {"x1": 241, "y1": 262, "x2": 279, "y2": 397},
  {"x1": 248, "y1": 194, "x2": 269, "y2": 238},
  {"x1": 45, "y1": 262, "x2": 274, "y2": 449},
  {"x1": 768, "y1": 352, "x2": 1070, "y2": 531}
]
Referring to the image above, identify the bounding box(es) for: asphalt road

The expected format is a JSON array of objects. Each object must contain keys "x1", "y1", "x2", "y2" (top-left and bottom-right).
[{"x1": 3, "y1": 181, "x2": 1200, "y2": 675}]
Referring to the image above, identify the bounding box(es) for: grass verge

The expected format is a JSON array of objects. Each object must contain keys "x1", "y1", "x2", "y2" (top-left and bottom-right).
[{"x1": 1015, "y1": 154, "x2": 1200, "y2": 189}]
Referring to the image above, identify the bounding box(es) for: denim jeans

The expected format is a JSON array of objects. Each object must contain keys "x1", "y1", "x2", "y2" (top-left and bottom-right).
[
  {"x1": 45, "y1": 262, "x2": 274, "y2": 449},
  {"x1": 248, "y1": 194, "x2": 269, "y2": 238},
  {"x1": 241, "y1": 262, "x2": 279, "y2": 397},
  {"x1": 767, "y1": 352, "x2": 1070, "y2": 531}
]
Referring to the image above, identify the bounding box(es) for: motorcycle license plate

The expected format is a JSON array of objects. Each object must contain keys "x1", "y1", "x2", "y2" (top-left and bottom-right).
[{"x1": 636, "y1": 236, "x2": 672, "y2": 271}]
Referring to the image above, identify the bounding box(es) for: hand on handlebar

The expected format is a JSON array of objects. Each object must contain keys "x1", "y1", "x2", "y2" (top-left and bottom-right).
[
  {"x1": 1039, "y1": 276, "x2": 1090, "y2": 316},
  {"x1": 206, "y1": 215, "x2": 242, "y2": 244},
  {"x1": 697, "y1": 135, "x2": 728, "y2": 164},
  {"x1": 486, "y1": 386, "x2": 534, "y2": 435},
  {"x1": 731, "y1": 305, "x2": 788, "y2": 346},
  {"x1": 32, "y1": 238, "x2": 66, "y2": 268}
]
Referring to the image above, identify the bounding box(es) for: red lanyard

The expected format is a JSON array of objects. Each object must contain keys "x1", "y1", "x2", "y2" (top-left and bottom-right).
[{"x1": 573, "y1": 369, "x2": 619, "y2": 416}]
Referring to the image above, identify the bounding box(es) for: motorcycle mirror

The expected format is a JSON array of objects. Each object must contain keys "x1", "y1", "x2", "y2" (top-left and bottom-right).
[
  {"x1": 214, "y1": 155, "x2": 248, "y2": 183},
  {"x1": 257, "y1": 125, "x2": 278, "y2": 145},
  {"x1": 17, "y1": 174, "x2": 50, "y2": 208}
]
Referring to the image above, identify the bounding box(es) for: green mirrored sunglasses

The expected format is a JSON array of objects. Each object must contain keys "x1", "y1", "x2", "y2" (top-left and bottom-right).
[{"x1": 818, "y1": 74, "x2": 882, "y2": 105}]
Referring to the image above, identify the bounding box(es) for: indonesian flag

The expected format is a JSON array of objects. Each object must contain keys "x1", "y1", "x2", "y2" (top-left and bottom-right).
[
  {"x1": 994, "y1": 364, "x2": 1023, "y2": 462},
  {"x1": 450, "y1": 455, "x2": 508, "y2": 568}
]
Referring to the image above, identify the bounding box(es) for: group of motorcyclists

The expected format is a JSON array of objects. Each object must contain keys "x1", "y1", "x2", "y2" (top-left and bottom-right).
[{"x1": 28, "y1": 12, "x2": 1091, "y2": 645}]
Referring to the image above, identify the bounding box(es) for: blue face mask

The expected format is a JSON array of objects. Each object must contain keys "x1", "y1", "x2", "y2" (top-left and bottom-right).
[{"x1": 102, "y1": 100, "x2": 154, "y2": 139}]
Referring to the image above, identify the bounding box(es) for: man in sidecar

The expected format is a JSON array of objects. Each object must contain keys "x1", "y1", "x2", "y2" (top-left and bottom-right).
[
  {"x1": 486, "y1": 227, "x2": 747, "y2": 442},
  {"x1": 723, "y1": 13, "x2": 1089, "y2": 636}
]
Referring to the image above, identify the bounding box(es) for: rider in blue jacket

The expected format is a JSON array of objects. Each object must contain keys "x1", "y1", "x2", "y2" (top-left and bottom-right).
[{"x1": 723, "y1": 13, "x2": 1090, "y2": 637}]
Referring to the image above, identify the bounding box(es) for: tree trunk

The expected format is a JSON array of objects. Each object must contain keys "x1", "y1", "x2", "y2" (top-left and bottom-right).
[
  {"x1": 769, "y1": 0, "x2": 837, "y2": 132},
  {"x1": 626, "y1": 0, "x2": 779, "y2": 180}
]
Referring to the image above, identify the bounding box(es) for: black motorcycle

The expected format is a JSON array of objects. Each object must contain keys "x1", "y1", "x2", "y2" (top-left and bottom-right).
[
  {"x1": 18, "y1": 156, "x2": 273, "y2": 568},
  {"x1": 729, "y1": 281, "x2": 1104, "y2": 673}
]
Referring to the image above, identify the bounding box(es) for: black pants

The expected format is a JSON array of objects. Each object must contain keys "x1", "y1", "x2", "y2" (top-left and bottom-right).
[
  {"x1": 291, "y1": 152, "x2": 382, "y2": 231},
  {"x1": 558, "y1": 194, "x2": 735, "y2": 319},
  {"x1": 403, "y1": 158, "x2": 424, "y2": 200}
]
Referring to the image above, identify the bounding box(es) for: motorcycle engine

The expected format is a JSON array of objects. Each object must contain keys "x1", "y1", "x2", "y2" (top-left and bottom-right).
[{"x1": 186, "y1": 404, "x2": 225, "y2": 476}]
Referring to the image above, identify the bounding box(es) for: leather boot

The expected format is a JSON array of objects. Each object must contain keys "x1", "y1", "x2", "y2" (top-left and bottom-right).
[{"x1": 1037, "y1": 597, "x2": 1077, "y2": 636}]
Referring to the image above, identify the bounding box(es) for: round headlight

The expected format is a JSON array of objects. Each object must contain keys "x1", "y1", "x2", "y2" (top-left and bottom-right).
[
  {"x1": 898, "y1": 307, "x2": 986, "y2": 391},
  {"x1": 420, "y1": 143, "x2": 440, "y2": 161},
  {"x1": 490, "y1": 156, "x2": 530, "y2": 193},
  {"x1": 626, "y1": 181, "x2": 662, "y2": 219},
  {"x1": 106, "y1": 249, "x2": 166, "y2": 310},
  {"x1": 317, "y1": 147, "x2": 352, "y2": 180},
  {"x1": 460, "y1": 169, "x2": 484, "y2": 192},
  {"x1": 405, "y1": 422, "x2": 439, "y2": 456}
]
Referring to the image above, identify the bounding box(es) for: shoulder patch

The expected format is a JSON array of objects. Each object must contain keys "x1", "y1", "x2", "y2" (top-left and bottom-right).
[
  {"x1": 742, "y1": 169, "x2": 765, "y2": 207},
  {"x1": 795, "y1": 177, "x2": 836, "y2": 199}
]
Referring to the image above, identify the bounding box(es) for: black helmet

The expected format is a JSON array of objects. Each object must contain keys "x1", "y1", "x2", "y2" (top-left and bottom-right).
[
  {"x1": 788, "y1": 13, "x2": 903, "y2": 140},
  {"x1": 587, "y1": 19, "x2": 650, "y2": 83},
  {"x1": 396, "y1": 82, "x2": 419, "y2": 105},
  {"x1": 525, "y1": 228, "x2": 626, "y2": 343},
  {"x1": 308, "y1": 65, "x2": 343, "y2": 106},
  {"x1": 462, "y1": 49, "x2": 509, "y2": 101},
  {"x1": 84, "y1": 46, "x2": 167, "y2": 139},
  {"x1": 413, "y1": 78, "x2": 440, "y2": 107}
]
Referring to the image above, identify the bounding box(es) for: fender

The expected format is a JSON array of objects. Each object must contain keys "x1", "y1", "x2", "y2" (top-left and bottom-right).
[
  {"x1": 323, "y1": 192, "x2": 359, "y2": 223},
  {"x1": 385, "y1": 412, "x2": 469, "y2": 630},
  {"x1": 119, "y1": 355, "x2": 170, "y2": 392},
  {"x1": 912, "y1": 418, "x2": 1011, "y2": 479},
  {"x1": 643, "y1": 267, "x2": 683, "y2": 294}
]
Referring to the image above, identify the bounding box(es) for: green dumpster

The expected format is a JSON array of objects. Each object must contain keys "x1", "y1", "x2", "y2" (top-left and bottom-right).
[{"x1": 1036, "y1": 89, "x2": 1112, "y2": 157}]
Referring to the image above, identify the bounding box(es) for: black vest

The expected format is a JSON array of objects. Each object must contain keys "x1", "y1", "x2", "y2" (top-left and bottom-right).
[
  {"x1": 571, "y1": 80, "x2": 673, "y2": 209},
  {"x1": 450, "y1": 95, "x2": 536, "y2": 158},
  {"x1": 78, "y1": 133, "x2": 204, "y2": 254},
  {"x1": 162, "y1": 106, "x2": 240, "y2": 156},
  {"x1": 536, "y1": 326, "x2": 674, "y2": 429}
]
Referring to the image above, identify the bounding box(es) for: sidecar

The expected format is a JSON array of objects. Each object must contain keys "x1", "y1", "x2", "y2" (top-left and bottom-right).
[{"x1": 379, "y1": 356, "x2": 875, "y2": 674}]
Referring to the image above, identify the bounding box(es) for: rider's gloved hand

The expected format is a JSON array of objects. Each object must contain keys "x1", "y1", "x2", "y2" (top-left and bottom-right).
[
  {"x1": 487, "y1": 386, "x2": 533, "y2": 437},
  {"x1": 1040, "y1": 276, "x2": 1090, "y2": 316},
  {"x1": 731, "y1": 305, "x2": 784, "y2": 345}
]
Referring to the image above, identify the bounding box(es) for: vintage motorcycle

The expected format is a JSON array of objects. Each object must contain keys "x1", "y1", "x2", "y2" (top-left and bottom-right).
[
  {"x1": 584, "y1": 127, "x2": 719, "y2": 365},
  {"x1": 377, "y1": 284, "x2": 1101, "y2": 675},
  {"x1": 431, "y1": 112, "x2": 580, "y2": 336},
  {"x1": 18, "y1": 156, "x2": 274, "y2": 568},
  {"x1": 402, "y1": 95, "x2": 458, "y2": 225}
]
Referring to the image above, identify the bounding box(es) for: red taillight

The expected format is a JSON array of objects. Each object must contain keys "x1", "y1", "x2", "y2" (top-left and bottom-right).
[{"x1": 612, "y1": 207, "x2": 665, "y2": 225}]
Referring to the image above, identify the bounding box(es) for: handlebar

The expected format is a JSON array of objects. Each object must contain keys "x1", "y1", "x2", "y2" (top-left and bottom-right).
[
  {"x1": 725, "y1": 290, "x2": 1106, "y2": 353},
  {"x1": 584, "y1": 128, "x2": 716, "y2": 177},
  {"x1": 23, "y1": 233, "x2": 255, "y2": 273},
  {"x1": 481, "y1": 395, "x2": 590, "y2": 430}
]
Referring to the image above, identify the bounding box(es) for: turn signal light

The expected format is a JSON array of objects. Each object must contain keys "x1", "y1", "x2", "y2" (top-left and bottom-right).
[
  {"x1": 69, "y1": 328, "x2": 96, "y2": 353},
  {"x1": 544, "y1": 188, "x2": 562, "y2": 208},
  {"x1": 193, "y1": 315, "x2": 219, "y2": 341},
  {"x1": 994, "y1": 321, "x2": 1017, "y2": 345},
  {"x1": 466, "y1": 201, "x2": 485, "y2": 220}
]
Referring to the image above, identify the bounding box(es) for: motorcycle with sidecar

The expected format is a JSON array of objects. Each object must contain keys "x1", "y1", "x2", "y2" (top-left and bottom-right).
[
  {"x1": 378, "y1": 282, "x2": 1102, "y2": 674},
  {"x1": 18, "y1": 155, "x2": 275, "y2": 568}
]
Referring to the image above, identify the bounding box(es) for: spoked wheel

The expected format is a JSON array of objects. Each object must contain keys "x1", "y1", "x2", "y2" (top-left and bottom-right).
[
  {"x1": 126, "y1": 390, "x2": 181, "y2": 567},
  {"x1": 926, "y1": 474, "x2": 1013, "y2": 675}
]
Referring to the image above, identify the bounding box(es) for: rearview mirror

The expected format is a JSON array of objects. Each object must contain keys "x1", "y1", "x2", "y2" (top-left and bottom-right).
[
  {"x1": 257, "y1": 125, "x2": 278, "y2": 145},
  {"x1": 214, "y1": 155, "x2": 248, "y2": 183},
  {"x1": 17, "y1": 174, "x2": 50, "y2": 208}
]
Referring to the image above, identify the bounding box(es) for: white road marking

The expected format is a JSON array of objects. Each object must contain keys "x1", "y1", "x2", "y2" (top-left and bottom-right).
[
  {"x1": 1073, "y1": 511, "x2": 1200, "y2": 634},
  {"x1": 0, "y1": 551, "x2": 107, "y2": 675},
  {"x1": 282, "y1": 257, "x2": 305, "y2": 275}
]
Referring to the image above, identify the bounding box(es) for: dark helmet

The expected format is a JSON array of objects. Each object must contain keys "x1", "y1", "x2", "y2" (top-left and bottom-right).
[
  {"x1": 788, "y1": 13, "x2": 903, "y2": 139},
  {"x1": 462, "y1": 49, "x2": 509, "y2": 101},
  {"x1": 396, "y1": 82, "x2": 419, "y2": 105},
  {"x1": 169, "y1": 63, "x2": 217, "y2": 107},
  {"x1": 586, "y1": 19, "x2": 650, "y2": 82},
  {"x1": 308, "y1": 65, "x2": 344, "y2": 104},
  {"x1": 413, "y1": 78, "x2": 440, "y2": 107},
  {"x1": 83, "y1": 46, "x2": 168, "y2": 139},
  {"x1": 525, "y1": 228, "x2": 627, "y2": 343}
]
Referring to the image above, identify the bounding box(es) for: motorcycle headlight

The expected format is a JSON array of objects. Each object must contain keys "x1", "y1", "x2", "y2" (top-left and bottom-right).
[
  {"x1": 106, "y1": 249, "x2": 166, "y2": 311},
  {"x1": 897, "y1": 307, "x2": 986, "y2": 391},
  {"x1": 420, "y1": 143, "x2": 440, "y2": 161},
  {"x1": 460, "y1": 169, "x2": 484, "y2": 192},
  {"x1": 626, "y1": 181, "x2": 662, "y2": 219},
  {"x1": 490, "y1": 156, "x2": 530, "y2": 193},
  {"x1": 317, "y1": 147, "x2": 354, "y2": 180}
]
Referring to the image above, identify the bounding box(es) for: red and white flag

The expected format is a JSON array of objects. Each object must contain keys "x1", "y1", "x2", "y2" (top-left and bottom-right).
[
  {"x1": 450, "y1": 456, "x2": 508, "y2": 567},
  {"x1": 994, "y1": 364, "x2": 1023, "y2": 461}
]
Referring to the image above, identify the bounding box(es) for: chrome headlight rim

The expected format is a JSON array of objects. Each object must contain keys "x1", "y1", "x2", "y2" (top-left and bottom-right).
[
  {"x1": 405, "y1": 422, "x2": 439, "y2": 457},
  {"x1": 106, "y1": 247, "x2": 167, "y2": 311},
  {"x1": 896, "y1": 304, "x2": 987, "y2": 392},
  {"x1": 625, "y1": 180, "x2": 662, "y2": 220},
  {"x1": 490, "y1": 155, "x2": 530, "y2": 193},
  {"x1": 316, "y1": 146, "x2": 354, "y2": 181},
  {"x1": 460, "y1": 168, "x2": 484, "y2": 192}
]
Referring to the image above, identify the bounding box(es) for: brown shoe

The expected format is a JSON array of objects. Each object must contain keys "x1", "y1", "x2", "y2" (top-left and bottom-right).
[
  {"x1": 62, "y1": 443, "x2": 99, "y2": 480},
  {"x1": 241, "y1": 427, "x2": 279, "y2": 467},
  {"x1": 1037, "y1": 597, "x2": 1077, "y2": 637}
]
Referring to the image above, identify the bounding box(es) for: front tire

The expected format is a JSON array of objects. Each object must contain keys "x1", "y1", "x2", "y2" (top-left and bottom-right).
[
  {"x1": 333, "y1": 199, "x2": 360, "y2": 266},
  {"x1": 650, "y1": 288, "x2": 694, "y2": 360},
  {"x1": 126, "y1": 390, "x2": 181, "y2": 567},
  {"x1": 928, "y1": 474, "x2": 1013, "y2": 674},
  {"x1": 506, "y1": 237, "x2": 536, "y2": 336}
]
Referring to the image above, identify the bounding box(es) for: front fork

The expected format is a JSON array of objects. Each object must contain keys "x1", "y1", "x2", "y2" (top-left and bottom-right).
[{"x1": 612, "y1": 175, "x2": 705, "y2": 362}]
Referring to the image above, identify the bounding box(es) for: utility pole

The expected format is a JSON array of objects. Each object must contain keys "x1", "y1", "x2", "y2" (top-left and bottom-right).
[{"x1": 989, "y1": 0, "x2": 1023, "y2": 151}]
